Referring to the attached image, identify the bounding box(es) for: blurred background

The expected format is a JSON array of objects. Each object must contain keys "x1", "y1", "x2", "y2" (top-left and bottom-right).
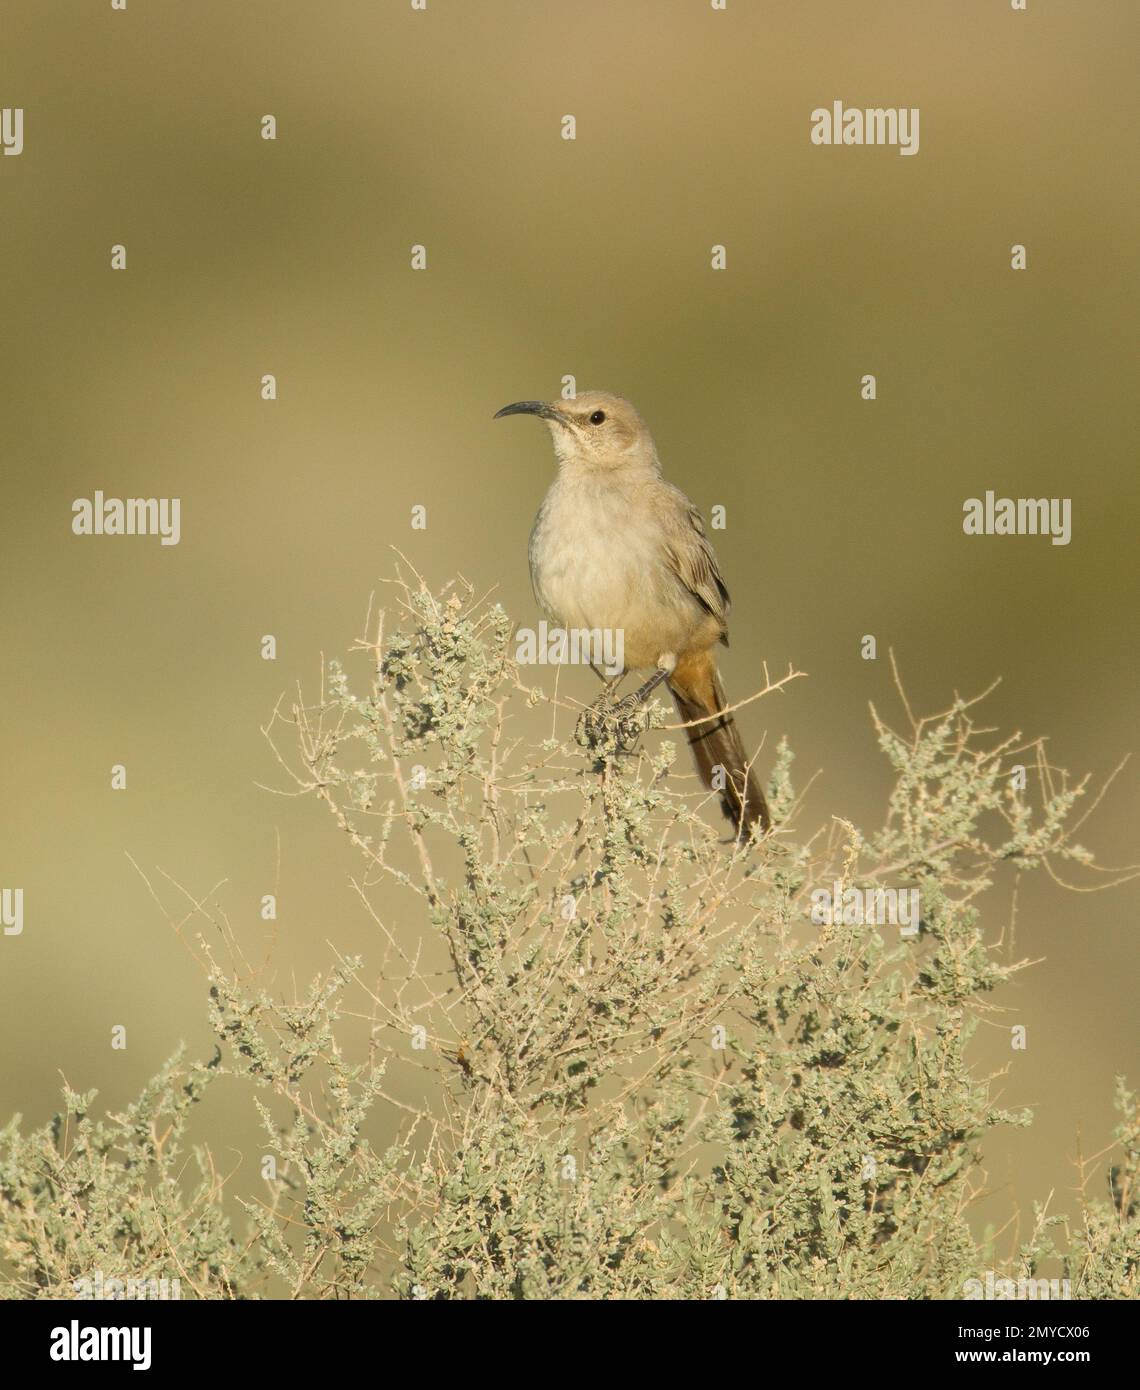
[{"x1": 1, "y1": 0, "x2": 1136, "y2": 1258}]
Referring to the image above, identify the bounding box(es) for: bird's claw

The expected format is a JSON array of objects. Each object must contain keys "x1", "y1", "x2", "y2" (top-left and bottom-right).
[{"x1": 575, "y1": 691, "x2": 649, "y2": 754}]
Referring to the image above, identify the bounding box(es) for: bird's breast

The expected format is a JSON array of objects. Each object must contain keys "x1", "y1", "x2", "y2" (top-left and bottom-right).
[{"x1": 528, "y1": 476, "x2": 700, "y2": 669}]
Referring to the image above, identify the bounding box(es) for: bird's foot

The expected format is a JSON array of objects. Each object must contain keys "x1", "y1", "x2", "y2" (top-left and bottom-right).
[{"x1": 575, "y1": 688, "x2": 649, "y2": 754}]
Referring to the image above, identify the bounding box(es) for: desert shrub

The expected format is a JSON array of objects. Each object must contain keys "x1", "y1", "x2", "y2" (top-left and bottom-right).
[{"x1": 1, "y1": 573, "x2": 1135, "y2": 1299}]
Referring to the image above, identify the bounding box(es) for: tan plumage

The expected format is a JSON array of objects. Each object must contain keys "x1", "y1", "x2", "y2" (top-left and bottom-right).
[
  {"x1": 497, "y1": 390, "x2": 772, "y2": 837},
  {"x1": 669, "y1": 647, "x2": 770, "y2": 835}
]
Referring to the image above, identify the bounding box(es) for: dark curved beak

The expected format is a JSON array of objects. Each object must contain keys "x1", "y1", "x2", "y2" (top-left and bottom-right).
[{"x1": 494, "y1": 400, "x2": 561, "y2": 422}]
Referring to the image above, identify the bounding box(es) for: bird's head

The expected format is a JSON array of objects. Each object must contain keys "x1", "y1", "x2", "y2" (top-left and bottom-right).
[{"x1": 494, "y1": 391, "x2": 658, "y2": 472}]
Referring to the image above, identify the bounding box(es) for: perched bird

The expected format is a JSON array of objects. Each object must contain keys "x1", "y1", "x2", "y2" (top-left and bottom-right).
[{"x1": 495, "y1": 390, "x2": 771, "y2": 836}]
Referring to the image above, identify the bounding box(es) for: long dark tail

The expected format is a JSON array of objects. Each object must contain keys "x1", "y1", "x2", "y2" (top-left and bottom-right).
[{"x1": 668, "y1": 651, "x2": 771, "y2": 837}]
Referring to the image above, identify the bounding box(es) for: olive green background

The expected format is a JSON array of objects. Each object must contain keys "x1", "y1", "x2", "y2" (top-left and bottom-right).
[{"x1": 1, "y1": 0, "x2": 1136, "y2": 1253}]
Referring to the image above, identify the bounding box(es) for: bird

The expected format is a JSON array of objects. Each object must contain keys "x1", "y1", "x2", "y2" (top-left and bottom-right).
[{"x1": 495, "y1": 389, "x2": 771, "y2": 837}]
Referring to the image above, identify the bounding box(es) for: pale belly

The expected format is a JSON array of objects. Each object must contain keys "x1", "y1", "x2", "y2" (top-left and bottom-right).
[{"x1": 528, "y1": 479, "x2": 704, "y2": 671}]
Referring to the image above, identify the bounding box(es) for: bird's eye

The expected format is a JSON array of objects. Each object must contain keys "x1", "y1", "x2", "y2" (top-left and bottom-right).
[{"x1": 589, "y1": 410, "x2": 606, "y2": 425}]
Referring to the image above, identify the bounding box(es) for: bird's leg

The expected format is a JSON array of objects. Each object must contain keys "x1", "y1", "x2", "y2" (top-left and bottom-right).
[
  {"x1": 575, "y1": 667, "x2": 625, "y2": 742},
  {"x1": 627, "y1": 667, "x2": 670, "y2": 706},
  {"x1": 576, "y1": 665, "x2": 647, "y2": 752},
  {"x1": 613, "y1": 657, "x2": 674, "y2": 715},
  {"x1": 587, "y1": 664, "x2": 625, "y2": 709},
  {"x1": 599, "y1": 659, "x2": 674, "y2": 750},
  {"x1": 577, "y1": 682, "x2": 628, "y2": 749},
  {"x1": 576, "y1": 656, "x2": 675, "y2": 753}
]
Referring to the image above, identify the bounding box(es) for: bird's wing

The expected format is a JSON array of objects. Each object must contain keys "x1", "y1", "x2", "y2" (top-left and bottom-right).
[{"x1": 660, "y1": 486, "x2": 732, "y2": 634}]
